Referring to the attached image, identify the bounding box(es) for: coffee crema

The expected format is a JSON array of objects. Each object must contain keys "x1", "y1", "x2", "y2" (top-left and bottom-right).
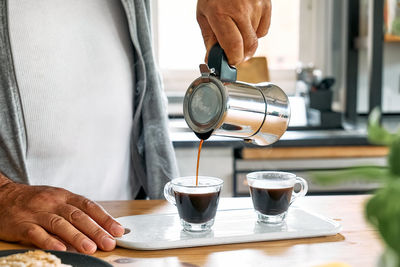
[
  {"x1": 174, "y1": 191, "x2": 220, "y2": 224},
  {"x1": 249, "y1": 186, "x2": 293, "y2": 215}
]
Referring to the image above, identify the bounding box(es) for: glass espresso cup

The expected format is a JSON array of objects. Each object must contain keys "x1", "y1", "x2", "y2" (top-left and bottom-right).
[
  {"x1": 246, "y1": 171, "x2": 308, "y2": 224},
  {"x1": 164, "y1": 176, "x2": 223, "y2": 232}
]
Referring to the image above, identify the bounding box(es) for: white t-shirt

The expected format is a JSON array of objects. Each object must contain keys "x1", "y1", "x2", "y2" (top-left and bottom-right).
[{"x1": 8, "y1": 0, "x2": 134, "y2": 200}]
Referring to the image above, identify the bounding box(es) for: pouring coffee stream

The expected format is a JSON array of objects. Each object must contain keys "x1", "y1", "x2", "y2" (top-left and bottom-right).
[
  {"x1": 195, "y1": 139, "x2": 204, "y2": 186},
  {"x1": 185, "y1": 44, "x2": 291, "y2": 185}
]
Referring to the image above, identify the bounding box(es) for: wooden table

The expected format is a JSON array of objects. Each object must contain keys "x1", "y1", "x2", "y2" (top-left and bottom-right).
[{"x1": 0, "y1": 195, "x2": 383, "y2": 267}]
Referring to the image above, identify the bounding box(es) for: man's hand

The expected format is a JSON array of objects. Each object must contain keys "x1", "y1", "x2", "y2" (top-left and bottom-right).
[
  {"x1": 197, "y1": 0, "x2": 271, "y2": 65},
  {"x1": 0, "y1": 179, "x2": 125, "y2": 254}
]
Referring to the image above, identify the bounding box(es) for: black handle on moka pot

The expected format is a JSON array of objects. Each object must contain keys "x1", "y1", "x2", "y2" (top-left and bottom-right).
[{"x1": 208, "y1": 43, "x2": 237, "y2": 82}]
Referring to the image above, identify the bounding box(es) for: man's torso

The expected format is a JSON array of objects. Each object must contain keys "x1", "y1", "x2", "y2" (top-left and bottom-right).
[{"x1": 7, "y1": 0, "x2": 135, "y2": 200}]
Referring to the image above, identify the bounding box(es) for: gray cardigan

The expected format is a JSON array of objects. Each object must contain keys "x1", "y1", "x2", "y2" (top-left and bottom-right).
[{"x1": 0, "y1": 0, "x2": 178, "y2": 199}]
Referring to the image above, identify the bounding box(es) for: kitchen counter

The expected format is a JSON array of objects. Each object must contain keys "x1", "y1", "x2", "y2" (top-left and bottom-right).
[
  {"x1": 170, "y1": 118, "x2": 389, "y2": 196},
  {"x1": 170, "y1": 112, "x2": 400, "y2": 148},
  {"x1": 170, "y1": 119, "x2": 371, "y2": 148},
  {"x1": 0, "y1": 195, "x2": 383, "y2": 266}
]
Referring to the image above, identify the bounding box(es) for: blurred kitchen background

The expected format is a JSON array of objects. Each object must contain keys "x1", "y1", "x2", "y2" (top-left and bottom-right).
[{"x1": 150, "y1": 0, "x2": 400, "y2": 197}]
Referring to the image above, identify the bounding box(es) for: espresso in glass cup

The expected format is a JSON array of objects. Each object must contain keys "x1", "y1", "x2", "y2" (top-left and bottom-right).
[
  {"x1": 164, "y1": 176, "x2": 223, "y2": 232},
  {"x1": 246, "y1": 171, "x2": 308, "y2": 224}
]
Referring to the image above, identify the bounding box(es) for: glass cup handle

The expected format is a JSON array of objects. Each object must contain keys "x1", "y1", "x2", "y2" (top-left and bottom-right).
[
  {"x1": 290, "y1": 177, "x2": 308, "y2": 204},
  {"x1": 163, "y1": 182, "x2": 176, "y2": 205}
]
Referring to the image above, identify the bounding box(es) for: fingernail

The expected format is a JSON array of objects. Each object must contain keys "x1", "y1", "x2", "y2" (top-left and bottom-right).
[
  {"x1": 82, "y1": 239, "x2": 96, "y2": 253},
  {"x1": 53, "y1": 242, "x2": 66, "y2": 251},
  {"x1": 110, "y1": 223, "x2": 125, "y2": 237},
  {"x1": 102, "y1": 236, "x2": 116, "y2": 251}
]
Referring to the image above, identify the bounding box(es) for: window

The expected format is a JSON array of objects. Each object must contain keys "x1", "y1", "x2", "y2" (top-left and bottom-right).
[
  {"x1": 256, "y1": 0, "x2": 300, "y2": 70},
  {"x1": 153, "y1": 0, "x2": 301, "y2": 95}
]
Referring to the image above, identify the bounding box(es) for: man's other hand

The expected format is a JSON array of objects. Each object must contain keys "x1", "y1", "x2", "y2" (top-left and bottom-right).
[
  {"x1": 0, "y1": 180, "x2": 125, "y2": 254},
  {"x1": 197, "y1": 0, "x2": 271, "y2": 66}
]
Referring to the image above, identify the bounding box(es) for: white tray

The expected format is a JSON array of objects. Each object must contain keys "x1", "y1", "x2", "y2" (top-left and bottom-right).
[{"x1": 116, "y1": 208, "x2": 341, "y2": 250}]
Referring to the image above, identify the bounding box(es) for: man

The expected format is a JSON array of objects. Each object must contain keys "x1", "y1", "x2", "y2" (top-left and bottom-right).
[{"x1": 0, "y1": 0, "x2": 271, "y2": 254}]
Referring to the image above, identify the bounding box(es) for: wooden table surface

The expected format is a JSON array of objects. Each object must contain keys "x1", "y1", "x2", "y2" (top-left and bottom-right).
[{"x1": 0, "y1": 195, "x2": 383, "y2": 267}]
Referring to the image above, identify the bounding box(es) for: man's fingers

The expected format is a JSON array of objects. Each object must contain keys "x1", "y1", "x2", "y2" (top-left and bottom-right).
[
  {"x1": 58, "y1": 204, "x2": 116, "y2": 251},
  {"x1": 207, "y1": 15, "x2": 244, "y2": 65},
  {"x1": 197, "y1": 0, "x2": 272, "y2": 65},
  {"x1": 37, "y1": 213, "x2": 97, "y2": 254},
  {"x1": 67, "y1": 195, "x2": 124, "y2": 237},
  {"x1": 196, "y1": 13, "x2": 217, "y2": 63},
  {"x1": 256, "y1": 14, "x2": 271, "y2": 38},
  {"x1": 21, "y1": 223, "x2": 66, "y2": 251},
  {"x1": 235, "y1": 17, "x2": 258, "y2": 60}
]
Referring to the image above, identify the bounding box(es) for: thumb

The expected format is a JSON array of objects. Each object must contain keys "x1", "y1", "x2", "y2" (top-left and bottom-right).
[{"x1": 197, "y1": 14, "x2": 217, "y2": 63}]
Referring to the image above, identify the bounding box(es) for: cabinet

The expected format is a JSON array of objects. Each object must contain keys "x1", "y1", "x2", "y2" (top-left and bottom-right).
[
  {"x1": 234, "y1": 146, "x2": 388, "y2": 196},
  {"x1": 174, "y1": 144, "x2": 388, "y2": 197}
]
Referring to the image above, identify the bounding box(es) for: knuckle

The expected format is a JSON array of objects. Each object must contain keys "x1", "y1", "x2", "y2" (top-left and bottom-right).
[
  {"x1": 257, "y1": 28, "x2": 268, "y2": 38},
  {"x1": 207, "y1": 2, "x2": 224, "y2": 13},
  {"x1": 214, "y1": 10, "x2": 227, "y2": 19},
  {"x1": 224, "y1": 1, "x2": 248, "y2": 16},
  {"x1": 48, "y1": 215, "x2": 65, "y2": 232},
  {"x1": 31, "y1": 192, "x2": 50, "y2": 203},
  {"x1": 265, "y1": 0, "x2": 272, "y2": 11},
  {"x1": 71, "y1": 232, "x2": 84, "y2": 245},
  {"x1": 224, "y1": 43, "x2": 243, "y2": 64},
  {"x1": 102, "y1": 216, "x2": 115, "y2": 229},
  {"x1": 236, "y1": 3, "x2": 249, "y2": 15},
  {"x1": 24, "y1": 225, "x2": 39, "y2": 240},
  {"x1": 31, "y1": 191, "x2": 57, "y2": 206},
  {"x1": 91, "y1": 227, "x2": 106, "y2": 240},
  {"x1": 69, "y1": 209, "x2": 85, "y2": 222},
  {"x1": 201, "y1": 32, "x2": 216, "y2": 47},
  {"x1": 53, "y1": 187, "x2": 68, "y2": 196},
  {"x1": 246, "y1": 38, "x2": 258, "y2": 54},
  {"x1": 82, "y1": 198, "x2": 97, "y2": 211},
  {"x1": 209, "y1": 8, "x2": 231, "y2": 23},
  {"x1": 42, "y1": 236, "x2": 55, "y2": 250}
]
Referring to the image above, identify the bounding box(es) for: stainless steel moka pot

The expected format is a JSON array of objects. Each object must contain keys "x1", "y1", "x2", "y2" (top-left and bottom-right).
[{"x1": 183, "y1": 44, "x2": 290, "y2": 146}]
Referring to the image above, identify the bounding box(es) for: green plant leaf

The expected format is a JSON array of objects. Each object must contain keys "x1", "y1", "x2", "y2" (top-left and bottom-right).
[
  {"x1": 392, "y1": 18, "x2": 400, "y2": 36},
  {"x1": 389, "y1": 137, "x2": 400, "y2": 177},
  {"x1": 309, "y1": 107, "x2": 400, "y2": 260},
  {"x1": 309, "y1": 166, "x2": 391, "y2": 185},
  {"x1": 368, "y1": 108, "x2": 395, "y2": 145},
  {"x1": 366, "y1": 181, "x2": 400, "y2": 256}
]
